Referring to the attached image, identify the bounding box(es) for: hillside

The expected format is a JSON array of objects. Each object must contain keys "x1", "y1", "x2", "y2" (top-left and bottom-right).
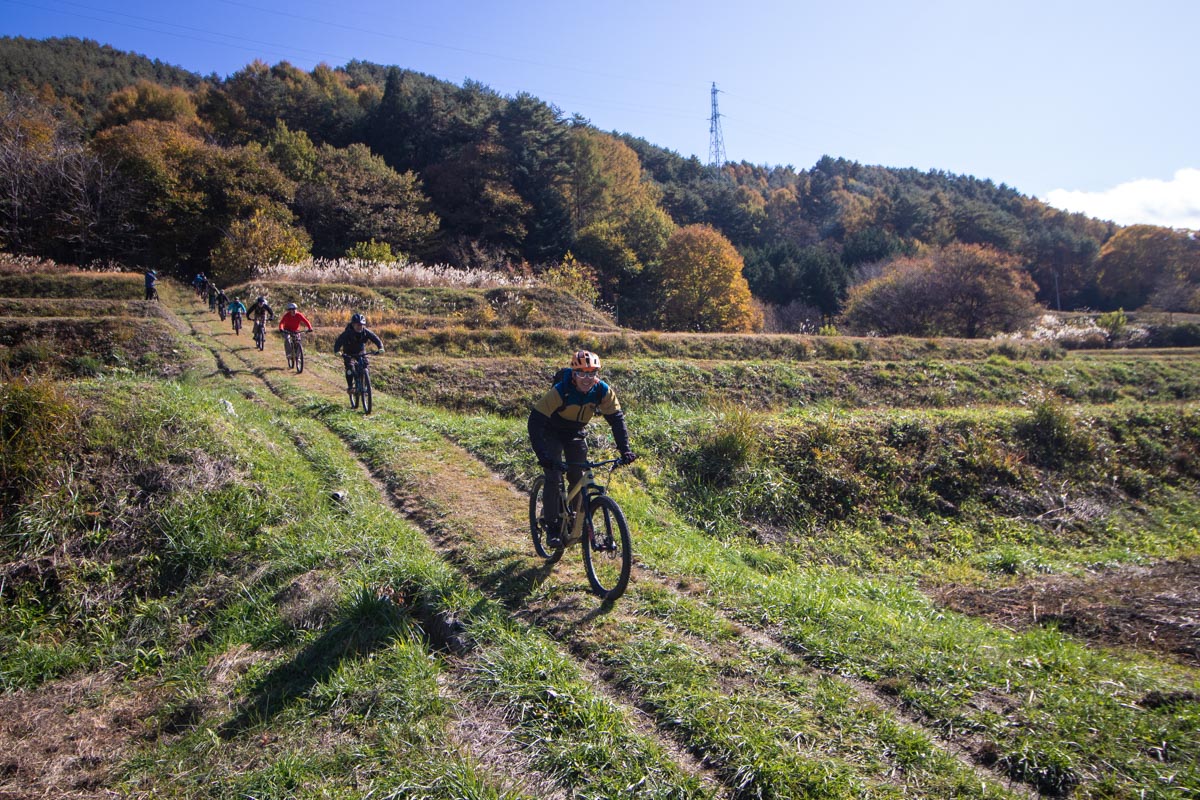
[
  {"x1": 7, "y1": 36, "x2": 1197, "y2": 331},
  {"x1": 2, "y1": 265, "x2": 1199, "y2": 798}
]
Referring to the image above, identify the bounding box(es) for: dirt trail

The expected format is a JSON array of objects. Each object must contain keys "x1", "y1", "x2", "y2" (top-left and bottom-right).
[{"x1": 182, "y1": 302, "x2": 730, "y2": 797}]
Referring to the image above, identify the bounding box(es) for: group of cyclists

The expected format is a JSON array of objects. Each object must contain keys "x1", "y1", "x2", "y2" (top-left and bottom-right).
[
  {"x1": 182, "y1": 274, "x2": 385, "y2": 398},
  {"x1": 161, "y1": 270, "x2": 635, "y2": 543}
]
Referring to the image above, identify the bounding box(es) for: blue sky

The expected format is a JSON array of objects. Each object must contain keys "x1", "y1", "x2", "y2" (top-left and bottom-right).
[{"x1": 3, "y1": 0, "x2": 1198, "y2": 228}]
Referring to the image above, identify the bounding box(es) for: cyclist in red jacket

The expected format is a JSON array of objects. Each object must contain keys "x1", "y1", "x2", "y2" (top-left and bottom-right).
[{"x1": 278, "y1": 302, "x2": 314, "y2": 361}]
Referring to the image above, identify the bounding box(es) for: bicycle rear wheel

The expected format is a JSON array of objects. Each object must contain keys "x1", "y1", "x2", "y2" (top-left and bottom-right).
[
  {"x1": 582, "y1": 496, "x2": 632, "y2": 601},
  {"x1": 528, "y1": 476, "x2": 564, "y2": 563},
  {"x1": 286, "y1": 338, "x2": 295, "y2": 369}
]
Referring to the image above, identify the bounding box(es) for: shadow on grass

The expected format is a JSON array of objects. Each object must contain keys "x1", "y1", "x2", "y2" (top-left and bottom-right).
[
  {"x1": 475, "y1": 552, "x2": 557, "y2": 610},
  {"x1": 218, "y1": 590, "x2": 408, "y2": 738}
]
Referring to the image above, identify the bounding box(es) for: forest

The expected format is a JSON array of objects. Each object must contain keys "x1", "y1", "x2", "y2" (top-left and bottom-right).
[{"x1": 2, "y1": 35, "x2": 1199, "y2": 334}]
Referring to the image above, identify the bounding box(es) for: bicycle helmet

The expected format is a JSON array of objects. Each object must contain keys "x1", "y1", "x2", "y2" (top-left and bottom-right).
[
  {"x1": 570, "y1": 350, "x2": 601, "y2": 372},
  {"x1": 286, "y1": 303, "x2": 298, "y2": 310},
  {"x1": 256, "y1": 296, "x2": 266, "y2": 303},
  {"x1": 350, "y1": 313, "x2": 366, "y2": 325}
]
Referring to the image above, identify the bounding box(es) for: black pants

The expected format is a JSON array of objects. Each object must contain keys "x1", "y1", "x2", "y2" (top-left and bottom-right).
[{"x1": 541, "y1": 433, "x2": 588, "y2": 526}]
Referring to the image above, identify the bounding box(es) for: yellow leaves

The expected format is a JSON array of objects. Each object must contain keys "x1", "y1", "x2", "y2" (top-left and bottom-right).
[{"x1": 657, "y1": 225, "x2": 763, "y2": 333}]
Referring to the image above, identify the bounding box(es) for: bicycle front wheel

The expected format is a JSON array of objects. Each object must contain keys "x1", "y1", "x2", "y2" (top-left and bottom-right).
[
  {"x1": 232, "y1": 316, "x2": 241, "y2": 334},
  {"x1": 254, "y1": 325, "x2": 264, "y2": 350},
  {"x1": 528, "y1": 476, "x2": 564, "y2": 563},
  {"x1": 360, "y1": 370, "x2": 372, "y2": 414},
  {"x1": 582, "y1": 496, "x2": 632, "y2": 601},
  {"x1": 295, "y1": 340, "x2": 304, "y2": 373}
]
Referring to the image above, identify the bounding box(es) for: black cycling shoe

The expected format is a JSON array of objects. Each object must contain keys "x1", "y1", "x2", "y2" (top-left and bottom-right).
[{"x1": 542, "y1": 517, "x2": 562, "y2": 548}]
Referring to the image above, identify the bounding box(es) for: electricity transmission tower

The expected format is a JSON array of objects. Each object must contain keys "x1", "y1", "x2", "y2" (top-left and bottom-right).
[{"x1": 708, "y1": 82, "x2": 727, "y2": 173}]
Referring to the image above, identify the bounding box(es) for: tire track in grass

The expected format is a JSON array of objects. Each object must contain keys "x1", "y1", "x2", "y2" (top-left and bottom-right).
[{"x1": 177, "y1": 300, "x2": 723, "y2": 799}]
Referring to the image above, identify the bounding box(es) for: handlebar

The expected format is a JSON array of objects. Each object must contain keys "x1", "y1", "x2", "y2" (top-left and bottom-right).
[{"x1": 549, "y1": 457, "x2": 623, "y2": 471}]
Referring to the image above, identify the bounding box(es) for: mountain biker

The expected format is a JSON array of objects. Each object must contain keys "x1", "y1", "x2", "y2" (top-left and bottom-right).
[
  {"x1": 333, "y1": 313, "x2": 384, "y2": 392},
  {"x1": 226, "y1": 296, "x2": 247, "y2": 332},
  {"x1": 278, "y1": 302, "x2": 314, "y2": 359},
  {"x1": 528, "y1": 350, "x2": 636, "y2": 546},
  {"x1": 247, "y1": 295, "x2": 274, "y2": 324},
  {"x1": 207, "y1": 282, "x2": 219, "y2": 312},
  {"x1": 144, "y1": 269, "x2": 158, "y2": 301},
  {"x1": 216, "y1": 287, "x2": 228, "y2": 312}
]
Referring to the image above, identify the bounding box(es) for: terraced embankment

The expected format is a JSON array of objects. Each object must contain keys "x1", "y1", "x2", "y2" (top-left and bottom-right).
[{"x1": 3, "y1": 273, "x2": 1199, "y2": 799}]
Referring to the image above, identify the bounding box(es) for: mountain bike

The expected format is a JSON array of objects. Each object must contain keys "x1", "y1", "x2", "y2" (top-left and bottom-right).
[
  {"x1": 283, "y1": 330, "x2": 305, "y2": 373},
  {"x1": 347, "y1": 351, "x2": 378, "y2": 413},
  {"x1": 252, "y1": 318, "x2": 266, "y2": 351},
  {"x1": 529, "y1": 457, "x2": 632, "y2": 602},
  {"x1": 230, "y1": 310, "x2": 242, "y2": 335}
]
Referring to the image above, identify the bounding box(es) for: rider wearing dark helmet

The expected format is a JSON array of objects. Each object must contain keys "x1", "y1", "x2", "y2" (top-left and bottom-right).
[
  {"x1": 247, "y1": 295, "x2": 274, "y2": 325},
  {"x1": 333, "y1": 313, "x2": 384, "y2": 392}
]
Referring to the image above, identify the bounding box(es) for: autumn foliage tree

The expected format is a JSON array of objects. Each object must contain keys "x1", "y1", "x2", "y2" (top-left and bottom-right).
[
  {"x1": 842, "y1": 243, "x2": 1038, "y2": 337},
  {"x1": 209, "y1": 208, "x2": 311, "y2": 284},
  {"x1": 1095, "y1": 225, "x2": 1200, "y2": 311},
  {"x1": 655, "y1": 224, "x2": 762, "y2": 332}
]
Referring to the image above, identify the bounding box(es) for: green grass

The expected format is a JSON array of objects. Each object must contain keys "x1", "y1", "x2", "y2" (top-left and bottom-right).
[
  {"x1": 419, "y1": 402, "x2": 1200, "y2": 799},
  {"x1": 365, "y1": 353, "x2": 1200, "y2": 417},
  {"x1": 1, "y1": 369, "x2": 715, "y2": 796},
  {"x1": 7, "y1": 271, "x2": 1200, "y2": 799}
]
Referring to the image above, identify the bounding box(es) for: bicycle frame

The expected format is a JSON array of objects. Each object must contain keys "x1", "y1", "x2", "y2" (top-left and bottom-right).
[{"x1": 559, "y1": 458, "x2": 621, "y2": 540}]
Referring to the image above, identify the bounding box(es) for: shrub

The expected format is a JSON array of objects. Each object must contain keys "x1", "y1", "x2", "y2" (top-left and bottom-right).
[
  {"x1": 1017, "y1": 396, "x2": 1095, "y2": 468},
  {"x1": 68, "y1": 355, "x2": 104, "y2": 377},
  {"x1": 0, "y1": 378, "x2": 79, "y2": 511},
  {"x1": 683, "y1": 406, "x2": 762, "y2": 488},
  {"x1": 541, "y1": 253, "x2": 600, "y2": 307},
  {"x1": 345, "y1": 239, "x2": 397, "y2": 263}
]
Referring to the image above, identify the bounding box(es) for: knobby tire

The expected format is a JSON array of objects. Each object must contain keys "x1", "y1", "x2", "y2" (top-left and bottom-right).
[
  {"x1": 295, "y1": 339, "x2": 304, "y2": 373},
  {"x1": 582, "y1": 495, "x2": 632, "y2": 601},
  {"x1": 360, "y1": 369, "x2": 372, "y2": 414},
  {"x1": 528, "y1": 476, "x2": 564, "y2": 564}
]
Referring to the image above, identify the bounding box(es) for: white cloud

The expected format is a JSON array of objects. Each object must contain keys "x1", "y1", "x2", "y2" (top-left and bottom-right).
[{"x1": 1044, "y1": 168, "x2": 1200, "y2": 230}]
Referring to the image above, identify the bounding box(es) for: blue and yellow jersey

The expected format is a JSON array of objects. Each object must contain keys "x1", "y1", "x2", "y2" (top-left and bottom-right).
[{"x1": 533, "y1": 378, "x2": 621, "y2": 428}]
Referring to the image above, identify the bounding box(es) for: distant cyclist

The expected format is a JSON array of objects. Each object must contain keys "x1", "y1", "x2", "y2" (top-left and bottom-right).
[
  {"x1": 278, "y1": 302, "x2": 314, "y2": 360},
  {"x1": 207, "y1": 283, "x2": 219, "y2": 312},
  {"x1": 333, "y1": 313, "x2": 384, "y2": 392},
  {"x1": 144, "y1": 269, "x2": 158, "y2": 301},
  {"x1": 227, "y1": 296, "x2": 247, "y2": 333},
  {"x1": 528, "y1": 350, "x2": 636, "y2": 545},
  {"x1": 192, "y1": 272, "x2": 208, "y2": 299}
]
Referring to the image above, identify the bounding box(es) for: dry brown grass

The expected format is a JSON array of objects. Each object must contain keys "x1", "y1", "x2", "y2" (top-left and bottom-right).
[{"x1": 255, "y1": 259, "x2": 533, "y2": 289}]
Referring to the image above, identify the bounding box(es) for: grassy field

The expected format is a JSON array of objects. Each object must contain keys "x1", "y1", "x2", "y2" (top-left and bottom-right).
[{"x1": 2, "y1": 270, "x2": 1198, "y2": 799}]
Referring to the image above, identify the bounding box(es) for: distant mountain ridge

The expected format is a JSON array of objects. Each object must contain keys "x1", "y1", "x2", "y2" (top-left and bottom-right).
[{"x1": 3, "y1": 35, "x2": 1195, "y2": 321}]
